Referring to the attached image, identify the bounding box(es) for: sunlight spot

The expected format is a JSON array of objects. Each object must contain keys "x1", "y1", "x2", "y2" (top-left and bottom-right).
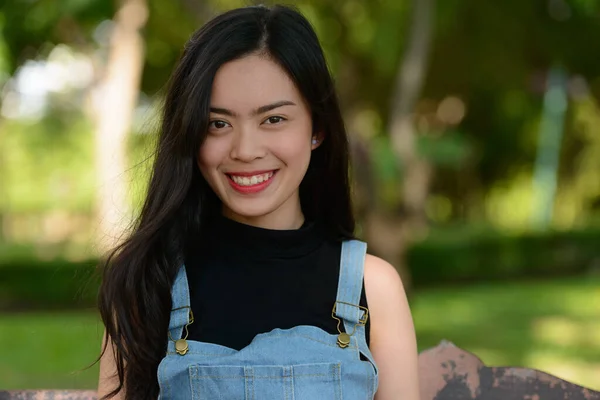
[
  {"x1": 532, "y1": 316, "x2": 582, "y2": 347},
  {"x1": 437, "y1": 96, "x2": 466, "y2": 126},
  {"x1": 426, "y1": 196, "x2": 453, "y2": 223}
]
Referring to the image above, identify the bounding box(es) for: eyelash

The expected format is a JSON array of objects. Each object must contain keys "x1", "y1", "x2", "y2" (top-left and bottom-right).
[
  {"x1": 264, "y1": 116, "x2": 286, "y2": 125},
  {"x1": 208, "y1": 116, "x2": 287, "y2": 130},
  {"x1": 209, "y1": 120, "x2": 230, "y2": 130}
]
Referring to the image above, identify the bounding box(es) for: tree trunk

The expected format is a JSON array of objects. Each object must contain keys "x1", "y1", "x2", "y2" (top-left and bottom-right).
[
  {"x1": 94, "y1": 0, "x2": 148, "y2": 253},
  {"x1": 367, "y1": 0, "x2": 435, "y2": 293}
]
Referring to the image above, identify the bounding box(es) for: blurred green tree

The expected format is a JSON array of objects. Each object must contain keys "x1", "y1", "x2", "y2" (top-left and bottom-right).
[{"x1": 1, "y1": 0, "x2": 599, "y2": 269}]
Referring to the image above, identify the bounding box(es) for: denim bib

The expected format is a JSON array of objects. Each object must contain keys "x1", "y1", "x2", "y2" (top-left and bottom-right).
[{"x1": 157, "y1": 240, "x2": 379, "y2": 399}]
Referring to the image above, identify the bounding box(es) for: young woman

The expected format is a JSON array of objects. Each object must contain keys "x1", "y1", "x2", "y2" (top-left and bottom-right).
[{"x1": 97, "y1": 4, "x2": 420, "y2": 400}]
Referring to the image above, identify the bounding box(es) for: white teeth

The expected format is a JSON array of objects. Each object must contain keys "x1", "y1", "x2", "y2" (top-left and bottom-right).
[{"x1": 230, "y1": 172, "x2": 274, "y2": 186}]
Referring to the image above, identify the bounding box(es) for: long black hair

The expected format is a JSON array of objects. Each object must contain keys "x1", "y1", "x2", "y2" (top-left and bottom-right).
[{"x1": 98, "y1": 4, "x2": 354, "y2": 399}]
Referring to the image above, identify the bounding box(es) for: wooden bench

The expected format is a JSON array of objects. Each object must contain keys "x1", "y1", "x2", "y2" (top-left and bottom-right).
[
  {"x1": 2, "y1": 341, "x2": 598, "y2": 399},
  {"x1": 419, "y1": 341, "x2": 600, "y2": 399}
]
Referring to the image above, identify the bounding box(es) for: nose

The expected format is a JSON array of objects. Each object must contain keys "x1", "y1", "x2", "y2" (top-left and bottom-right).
[{"x1": 229, "y1": 126, "x2": 266, "y2": 162}]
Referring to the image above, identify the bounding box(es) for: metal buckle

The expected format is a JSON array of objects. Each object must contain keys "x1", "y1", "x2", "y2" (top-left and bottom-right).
[
  {"x1": 169, "y1": 306, "x2": 194, "y2": 356},
  {"x1": 172, "y1": 306, "x2": 194, "y2": 324},
  {"x1": 332, "y1": 301, "x2": 369, "y2": 326}
]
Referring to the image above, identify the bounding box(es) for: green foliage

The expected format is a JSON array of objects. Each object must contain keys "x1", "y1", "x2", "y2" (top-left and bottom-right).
[
  {"x1": 571, "y1": 0, "x2": 600, "y2": 15},
  {"x1": 0, "y1": 0, "x2": 113, "y2": 73},
  {"x1": 141, "y1": 0, "x2": 201, "y2": 93},
  {"x1": 408, "y1": 226, "x2": 600, "y2": 286},
  {"x1": 0, "y1": 258, "x2": 99, "y2": 310},
  {"x1": 0, "y1": 114, "x2": 157, "y2": 214},
  {"x1": 1, "y1": 0, "x2": 600, "y2": 232},
  {"x1": 127, "y1": 130, "x2": 157, "y2": 211},
  {"x1": 1, "y1": 117, "x2": 95, "y2": 213},
  {"x1": 417, "y1": 130, "x2": 471, "y2": 168},
  {"x1": 370, "y1": 135, "x2": 401, "y2": 208}
]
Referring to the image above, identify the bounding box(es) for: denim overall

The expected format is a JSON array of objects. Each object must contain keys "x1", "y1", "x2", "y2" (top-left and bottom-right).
[{"x1": 157, "y1": 240, "x2": 379, "y2": 399}]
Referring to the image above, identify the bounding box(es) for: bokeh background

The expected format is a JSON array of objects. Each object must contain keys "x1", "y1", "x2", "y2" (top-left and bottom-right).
[{"x1": 1, "y1": 0, "x2": 599, "y2": 391}]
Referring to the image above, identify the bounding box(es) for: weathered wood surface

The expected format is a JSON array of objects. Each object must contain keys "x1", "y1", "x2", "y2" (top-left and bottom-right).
[
  {"x1": 1, "y1": 341, "x2": 598, "y2": 399},
  {"x1": 419, "y1": 341, "x2": 600, "y2": 400}
]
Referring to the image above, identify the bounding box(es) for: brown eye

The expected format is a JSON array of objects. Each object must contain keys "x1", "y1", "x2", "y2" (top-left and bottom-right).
[
  {"x1": 264, "y1": 116, "x2": 285, "y2": 125},
  {"x1": 209, "y1": 120, "x2": 230, "y2": 129}
]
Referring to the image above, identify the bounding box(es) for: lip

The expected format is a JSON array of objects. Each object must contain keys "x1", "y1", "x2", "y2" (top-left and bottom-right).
[{"x1": 225, "y1": 170, "x2": 278, "y2": 194}]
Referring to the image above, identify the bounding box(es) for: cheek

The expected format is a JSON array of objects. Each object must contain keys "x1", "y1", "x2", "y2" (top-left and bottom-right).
[
  {"x1": 198, "y1": 138, "x2": 224, "y2": 169},
  {"x1": 197, "y1": 139, "x2": 224, "y2": 176},
  {"x1": 274, "y1": 132, "x2": 312, "y2": 167}
]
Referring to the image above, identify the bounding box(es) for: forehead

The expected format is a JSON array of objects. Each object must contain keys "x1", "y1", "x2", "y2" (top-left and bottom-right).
[{"x1": 210, "y1": 54, "x2": 304, "y2": 109}]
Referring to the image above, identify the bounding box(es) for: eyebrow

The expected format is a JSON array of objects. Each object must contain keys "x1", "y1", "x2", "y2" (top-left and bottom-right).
[{"x1": 209, "y1": 100, "x2": 297, "y2": 117}]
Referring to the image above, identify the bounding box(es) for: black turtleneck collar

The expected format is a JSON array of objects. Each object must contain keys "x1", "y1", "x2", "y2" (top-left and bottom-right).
[{"x1": 193, "y1": 213, "x2": 326, "y2": 261}]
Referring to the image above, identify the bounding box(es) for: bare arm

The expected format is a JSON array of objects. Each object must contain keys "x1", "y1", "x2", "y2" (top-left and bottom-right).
[
  {"x1": 97, "y1": 330, "x2": 124, "y2": 400},
  {"x1": 365, "y1": 254, "x2": 420, "y2": 400}
]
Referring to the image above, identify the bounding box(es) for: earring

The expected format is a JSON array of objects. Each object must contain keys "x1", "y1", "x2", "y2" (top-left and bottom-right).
[{"x1": 312, "y1": 138, "x2": 318, "y2": 145}]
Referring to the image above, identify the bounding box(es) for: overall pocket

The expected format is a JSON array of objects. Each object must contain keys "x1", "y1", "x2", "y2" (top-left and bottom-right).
[{"x1": 189, "y1": 363, "x2": 342, "y2": 400}]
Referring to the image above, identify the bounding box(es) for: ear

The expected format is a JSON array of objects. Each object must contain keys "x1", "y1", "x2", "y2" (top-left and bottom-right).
[{"x1": 311, "y1": 132, "x2": 325, "y2": 150}]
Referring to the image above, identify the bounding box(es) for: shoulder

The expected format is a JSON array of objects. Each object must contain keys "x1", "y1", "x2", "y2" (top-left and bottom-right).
[
  {"x1": 362, "y1": 253, "x2": 412, "y2": 338},
  {"x1": 363, "y1": 254, "x2": 404, "y2": 299}
]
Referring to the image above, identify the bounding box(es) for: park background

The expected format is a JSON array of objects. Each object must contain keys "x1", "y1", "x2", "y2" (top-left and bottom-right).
[{"x1": 0, "y1": 0, "x2": 599, "y2": 391}]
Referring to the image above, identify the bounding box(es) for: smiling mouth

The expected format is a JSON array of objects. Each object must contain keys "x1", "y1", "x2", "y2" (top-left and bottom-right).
[
  {"x1": 225, "y1": 170, "x2": 278, "y2": 193},
  {"x1": 227, "y1": 171, "x2": 275, "y2": 186}
]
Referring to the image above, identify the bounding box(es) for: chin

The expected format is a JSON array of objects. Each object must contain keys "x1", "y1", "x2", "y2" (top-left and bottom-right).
[{"x1": 225, "y1": 201, "x2": 278, "y2": 220}]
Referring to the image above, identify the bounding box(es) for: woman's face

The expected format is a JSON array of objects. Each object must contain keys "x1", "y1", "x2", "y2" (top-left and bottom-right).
[{"x1": 198, "y1": 54, "x2": 319, "y2": 229}]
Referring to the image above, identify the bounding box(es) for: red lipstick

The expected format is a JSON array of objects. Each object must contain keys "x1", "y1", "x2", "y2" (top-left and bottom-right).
[{"x1": 226, "y1": 170, "x2": 277, "y2": 194}]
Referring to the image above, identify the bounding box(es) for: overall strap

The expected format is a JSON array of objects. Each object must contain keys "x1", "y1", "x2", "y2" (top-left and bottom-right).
[
  {"x1": 335, "y1": 240, "x2": 368, "y2": 344},
  {"x1": 168, "y1": 265, "x2": 192, "y2": 340},
  {"x1": 335, "y1": 239, "x2": 379, "y2": 381}
]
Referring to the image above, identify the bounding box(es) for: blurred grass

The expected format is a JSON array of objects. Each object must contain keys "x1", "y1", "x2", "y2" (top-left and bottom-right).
[
  {"x1": 1, "y1": 277, "x2": 599, "y2": 390},
  {"x1": 0, "y1": 311, "x2": 102, "y2": 389}
]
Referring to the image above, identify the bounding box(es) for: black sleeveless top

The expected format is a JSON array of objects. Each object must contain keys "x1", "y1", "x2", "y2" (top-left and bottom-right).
[{"x1": 184, "y1": 215, "x2": 370, "y2": 351}]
